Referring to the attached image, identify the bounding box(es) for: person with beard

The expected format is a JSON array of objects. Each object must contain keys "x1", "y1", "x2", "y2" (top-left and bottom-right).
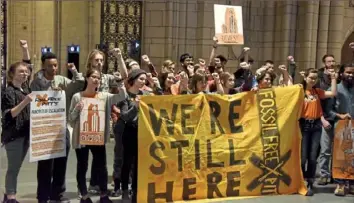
[
  {"x1": 116, "y1": 69, "x2": 152, "y2": 203},
  {"x1": 325, "y1": 63, "x2": 354, "y2": 196},
  {"x1": 30, "y1": 52, "x2": 85, "y2": 203},
  {"x1": 170, "y1": 53, "x2": 194, "y2": 95},
  {"x1": 179, "y1": 53, "x2": 194, "y2": 78},
  {"x1": 317, "y1": 54, "x2": 338, "y2": 186}
]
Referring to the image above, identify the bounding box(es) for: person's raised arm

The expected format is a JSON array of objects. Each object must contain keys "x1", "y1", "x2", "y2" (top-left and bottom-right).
[
  {"x1": 142, "y1": 55, "x2": 158, "y2": 77},
  {"x1": 212, "y1": 73, "x2": 224, "y2": 94},
  {"x1": 323, "y1": 72, "x2": 337, "y2": 98},
  {"x1": 20, "y1": 40, "x2": 30, "y2": 62},
  {"x1": 110, "y1": 48, "x2": 128, "y2": 79},
  {"x1": 208, "y1": 36, "x2": 218, "y2": 66},
  {"x1": 278, "y1": 65, "x2": 292, "y2": 86}
]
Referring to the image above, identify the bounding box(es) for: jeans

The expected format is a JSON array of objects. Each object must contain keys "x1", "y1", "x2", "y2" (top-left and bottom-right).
[
  {"x1": 335, "y1": 179, "x2": 354, "y2": 185},
  {"x1": 121, "y1": 124, "x2": 138, "y2": 193},
  {"x1": 300, "y1": 119, "x2": 322, "y2": 182},
  {"x1": 113, "y1": 119, "x2": 125, "y2": 189},
  {"x1": 37, "y1": 133, "x2": 70, "y2": 201},
  {"x1": 75, "y1": 145, "x2": 108, "y2": 196},
  {"x1": 318, "y1": 123, "x2": 334, "y2": 179},
  {"x1": 4, "y1": 137, "x2": 29, "y2": 195},
  {"x1": 89, "y1": 157, "x2": 101, "y2": 187}
]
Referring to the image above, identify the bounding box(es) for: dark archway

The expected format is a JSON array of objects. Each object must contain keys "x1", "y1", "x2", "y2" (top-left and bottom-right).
[
  {"x1": 341, "y1": 31, "x2": 354, "y2": 64},
  {"x1": 100, "y1": 0, "x2": 142, "y2": 73}
]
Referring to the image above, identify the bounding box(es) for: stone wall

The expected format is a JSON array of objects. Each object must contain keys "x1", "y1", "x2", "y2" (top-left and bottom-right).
[{"x1": 6, "y1": 0, "x2": 354, "y2": 81}]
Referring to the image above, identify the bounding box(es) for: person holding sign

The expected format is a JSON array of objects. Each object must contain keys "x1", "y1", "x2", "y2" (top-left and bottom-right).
[
  {"x1": 116, "y1": 69, "x2": 152, "y2": 202},
  {"x1": 68, "y1": 68, "x2": 127, "y2": 203},
  {"x1": 325, "y1": 63, "x2": 354, "y2": 196},
  {"x1": 1, "y1": 62, "x2": 33, "y2": 203},
  {"x1": 299, "y1": 68, "x2": 337, "y2": 196},
  {"x1": 30, "y1": 52, "x2": 84, "y2": 203},
  {"x1": 80, "y1": 48, "x2": 128, "y2": 197}
]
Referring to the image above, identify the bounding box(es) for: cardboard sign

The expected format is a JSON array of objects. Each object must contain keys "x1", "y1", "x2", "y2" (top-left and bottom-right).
[
  {"x1": 30, "y1": 91, "x2": 66, "y2": 162},
  {"x1": 333, "y1": 119, "x2": 354, "y2": 180},
  {"x1": 214, "y1": 4, "x2": 244, "y2": 45},
  {"x1": 79, "y1": 97, "x2": 105, "y2": 145}
]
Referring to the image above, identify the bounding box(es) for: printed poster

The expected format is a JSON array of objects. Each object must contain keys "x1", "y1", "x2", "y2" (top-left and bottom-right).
[
  {"x1": 138, "y1": 85, "x2": 307, "y2": 202},
  {"x1": 79, "y1": 98, "x2": 105, "y2": 145},
  {"x1": 332, "y1": 119, "x2": 354, "y2": 180},
  {"x1": 30, "y1": 91, "x2": 66, "y2": 162},
  {"x1": 214, "y1": 4, "x2": 244, "y2": 45}
]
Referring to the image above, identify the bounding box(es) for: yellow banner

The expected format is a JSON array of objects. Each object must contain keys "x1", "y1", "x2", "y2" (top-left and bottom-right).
[{"x1": 138, "y1": 85, "x2": 307, "y2": 202}]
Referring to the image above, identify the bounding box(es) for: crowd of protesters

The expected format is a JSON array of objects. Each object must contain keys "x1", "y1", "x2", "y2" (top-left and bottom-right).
[{"x1": 1, "y1": 38, "x2": 354, "y2": 203}]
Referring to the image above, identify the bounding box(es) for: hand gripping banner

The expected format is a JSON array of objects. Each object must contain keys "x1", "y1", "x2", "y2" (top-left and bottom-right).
[{"x1": 138, "y1": 85, "x2": 307, "y2": 202}]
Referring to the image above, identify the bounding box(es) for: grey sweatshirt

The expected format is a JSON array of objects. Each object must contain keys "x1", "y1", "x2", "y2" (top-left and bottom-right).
[
  {"x1": 325, "y1": 82, "x2": 354, "y2": 121},
  {"x1": 30, "y1": 70, "x2": 85, "y2": 118},
  {"x1": 68, "y1": 85, "x2": 127, "y2": 149}
]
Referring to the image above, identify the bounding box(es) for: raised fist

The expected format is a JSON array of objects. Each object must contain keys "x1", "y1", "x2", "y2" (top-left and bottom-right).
[
  {"x1": 19, "y1": 40, "x2": 28, "y2": 49},
  {"x1": 141, "y1": 55, "x2": 151, "y2": 64},
  {"x1": 113, "y1": 72, "x2": 122, "y2": 81},
  {"x1": 67, "y1": 63, "x2": 77, "y2": 72},
  {"x1": 213, "y1": 36, "x2": 218, "y2": 44},
  {"x1": 349, "y1": 42, "x2": 354, "y2": 49},
  {"x1": 109, "y1": 48, "x2": 122, "y2": 57},
  {"x1": 287, "y1": 56, "x2": 295, "y2": 62},
  {"x1": 243, "y1": 47, "x2": 250, "y2": 52}
]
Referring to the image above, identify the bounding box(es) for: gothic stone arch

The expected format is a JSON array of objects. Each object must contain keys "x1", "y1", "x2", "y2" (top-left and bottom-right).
[{"x1": 341, "y1": 23, "x2": 354, "y2": 63}]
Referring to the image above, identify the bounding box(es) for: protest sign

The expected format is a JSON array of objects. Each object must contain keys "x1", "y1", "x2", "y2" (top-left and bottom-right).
[
  {"x1": 333, "y1": 119, "x2": 354, "y2": 180},
  {"x1": 138, "y1": 85, "x2": 307, "y2": 202},
  {"x1": 79, "y1": 97, "x2": 105, "y2": 146},
  {"x1": 30, "y1": 91, "x2": 66, "y2": 162},
  {"x1": 214, "y1": 4, "x2": 244, "y2": 45}
]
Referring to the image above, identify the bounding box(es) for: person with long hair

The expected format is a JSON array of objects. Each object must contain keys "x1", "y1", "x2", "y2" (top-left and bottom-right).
[
  {"x1": 299, "y1": 68, "x2": 337, "y2": 196},
  {"x1": 68, "y1": 68, "x2": 126, "y2": 203},
  {"x1": 85, "y1": 49, "x2": 128, "y2": 93},
  {"x1": 1, "y1": 62, "x2": 33, "y2": 203},
  {"x1": 180, "y1": 71, "x2": 223, "y2": 94},
  {"x1": 255, "y1": 70, "x2": 277, "y2": 89},
  {"x1": 116, "y1": 69, "x2": 152, "y2": 202},
  {"x1": 82, "y1": 48, "x2": 128, "y2": 196},
  {"x1": 157, "y1": 70, "x2": 175, "y2": 95}
]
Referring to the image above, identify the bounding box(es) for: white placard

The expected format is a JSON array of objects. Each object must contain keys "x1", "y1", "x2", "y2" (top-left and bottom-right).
[
  {"x1": 214, "y1": 4, "x2": 244, "y2": 45},
  {"x1": 79, "y1": 98, "x2": 105, "y2": 146},
  {"x1": 30, "y1": 91, "x2": 66, "y2": 162}
]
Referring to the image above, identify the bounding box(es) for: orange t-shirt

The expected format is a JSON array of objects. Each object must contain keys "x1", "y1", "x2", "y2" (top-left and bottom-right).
[{"x1": 301, "y1": 88, "x2": 326, "y2": 119}]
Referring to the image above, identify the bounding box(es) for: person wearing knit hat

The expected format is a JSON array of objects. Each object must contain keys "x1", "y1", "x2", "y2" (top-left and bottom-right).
[
  {"x1": 127, "y1": 68, "x2": 146, "y2": 86},
  {"x1": 116, "y1": 68, "x2": 152, "y2": 203}
]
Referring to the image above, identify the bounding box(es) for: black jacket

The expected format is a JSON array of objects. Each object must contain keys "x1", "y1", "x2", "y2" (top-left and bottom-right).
[{"x1": 1, "y1": 83, "x2": 31, "y2": 144}]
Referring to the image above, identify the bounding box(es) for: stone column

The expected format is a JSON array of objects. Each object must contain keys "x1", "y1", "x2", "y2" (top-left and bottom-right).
[
  {"x1": 60, "y1": 1, "x2": 89, "y2": 75},
  {"x1": 294, "y1": 1, "x2": 317, "y2": 71},
  {"x1": 261, "y1": 1, "x2": 276, "y2": 62},
  {"x1": 315, "y1": 1, "x2": 330, "y2": 68},
  {"x1": 327, "y1": 1, "x2": 345, "y2": 62},
  {"x1": 142, "y1": 1, "x2": 167, "y2": 67}
]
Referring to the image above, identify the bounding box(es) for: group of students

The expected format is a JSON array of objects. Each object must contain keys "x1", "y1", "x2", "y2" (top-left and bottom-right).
[{"x1": 1, "y1": 39, "x2": 354, "y2": 203}]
